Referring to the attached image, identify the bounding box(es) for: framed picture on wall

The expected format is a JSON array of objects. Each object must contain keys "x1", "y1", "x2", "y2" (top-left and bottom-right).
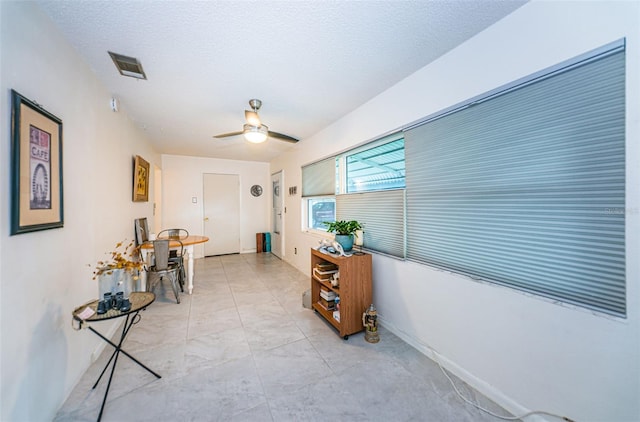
[
  {"x1": 133, "y1": 155, "x2": 149, "y2": 202},
  {"x1": 10, "y1": 90, "x2": 64, "y2": 235}
]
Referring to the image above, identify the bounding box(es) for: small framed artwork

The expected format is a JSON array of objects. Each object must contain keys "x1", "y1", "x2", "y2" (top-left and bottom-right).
[
  {"x1": 133, "y1": 155, "x2": 150, "y2": 202},
  {"x1": 10, "y1": 90, "x2": 63, "y2": 235}
]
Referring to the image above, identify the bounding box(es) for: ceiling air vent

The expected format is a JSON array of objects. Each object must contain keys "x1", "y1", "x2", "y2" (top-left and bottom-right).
[{"x1": 108, "y1": 51, "x2": 147, "y2": 80}]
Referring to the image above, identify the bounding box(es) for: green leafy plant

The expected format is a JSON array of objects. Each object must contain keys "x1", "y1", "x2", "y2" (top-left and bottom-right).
[{"x1": 323, "y1": 220, "x2": 363, "y2": 236}]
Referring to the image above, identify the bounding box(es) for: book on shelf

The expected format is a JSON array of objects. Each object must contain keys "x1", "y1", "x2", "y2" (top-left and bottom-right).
[
  {"x1": 319, "y1": 297, "x2": 336, "y2": 310},
  {"x1": 320, "y1": 291, "x2": 337, "y2": 301},
  {"x1": 313, "y1": 271, "x2": 334, "y2": 282},
  {"x1": 313, "y1": 267, "x2": 338, "y2": 280},
  {"x1": 320, "y1": 288, "x2": 337, "y2": 301},
  {"x1": 316, "y1": 299, "x2": 336, "y2": 311},
  {"x1": 315, "y1": 262, "x2": 338, "y2": 272}
]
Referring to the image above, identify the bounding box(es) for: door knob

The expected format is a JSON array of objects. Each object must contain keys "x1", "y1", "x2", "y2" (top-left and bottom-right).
[{"x1": 204, "y1": 217, "x2": 209, "y2": 222}]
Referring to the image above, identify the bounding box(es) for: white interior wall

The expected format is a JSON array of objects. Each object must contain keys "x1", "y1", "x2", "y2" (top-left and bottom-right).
[
  {"x1": 1, "y1": 1, "x2": 638, "y2": 421},
  {"x1": 0, "y1": 3, "x2": 159, "y2": 420},
  {"x1": 271, "y1": 2, "x2": 640, "y2": 421},
  {"x1": 161, "y1": 154, "x2": 270, "y2": 256}
]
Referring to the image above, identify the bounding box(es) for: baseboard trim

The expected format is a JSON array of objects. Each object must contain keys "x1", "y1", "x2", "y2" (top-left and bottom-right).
[{"x1": 378, "y1": 316, "x2": 548, "y2": 422}]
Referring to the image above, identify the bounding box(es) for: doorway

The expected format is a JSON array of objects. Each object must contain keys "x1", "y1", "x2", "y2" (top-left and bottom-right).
[
  {"x1": 271, "y1": 171, "x2": 283, "y2": 258},
  {"x1": 203, "y1": 173, "x2": 240, "y2": 256}
]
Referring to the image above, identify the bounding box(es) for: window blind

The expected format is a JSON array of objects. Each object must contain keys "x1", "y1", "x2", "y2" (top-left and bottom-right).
[
  {"x1": 337, "y1": 189, "x2": 405, "y2": 258},
  {"x1": 404, "y1": 42, "x2": 626, "y2": 316},
  {"x1": 302, "y1": 157, "x2": 336, "y2": 197}
]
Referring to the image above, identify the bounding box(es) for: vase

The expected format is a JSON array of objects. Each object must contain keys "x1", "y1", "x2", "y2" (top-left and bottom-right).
[
  {"x1": 98, "y1": 268, "x2": 135, "y2": 300},
  {"x1": 334, "y1": 234, "x2": 354, "y2": 252}
]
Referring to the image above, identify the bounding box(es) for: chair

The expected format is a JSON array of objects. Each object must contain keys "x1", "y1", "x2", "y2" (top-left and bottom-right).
[
  {"x1": 157, "y1": 228, "x2": 189, "y2": 240},
  {"x1": 145, "y1": 239, "x2": 183, "y2": 304},
  {"x1": 134, "y1": 218, "x2": 150, "y2": 246},
  {"x1": 157, "y1": 229, "x2": 189, "y2": 291}
]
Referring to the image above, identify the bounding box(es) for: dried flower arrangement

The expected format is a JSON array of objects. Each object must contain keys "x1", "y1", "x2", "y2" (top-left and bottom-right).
[{"x1": 91, "y1": 240, "x2": 143, "y2": 280}]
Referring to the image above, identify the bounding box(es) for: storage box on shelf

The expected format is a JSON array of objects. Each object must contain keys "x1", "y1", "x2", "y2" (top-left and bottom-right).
[{"x1": 310, "y1": 248, "x2": 372, "y2": 339}]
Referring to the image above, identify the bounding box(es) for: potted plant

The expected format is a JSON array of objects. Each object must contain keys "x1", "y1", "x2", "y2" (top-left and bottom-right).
[{"x1": 323, "y1": 220, "x2": 363, "y2": 252}]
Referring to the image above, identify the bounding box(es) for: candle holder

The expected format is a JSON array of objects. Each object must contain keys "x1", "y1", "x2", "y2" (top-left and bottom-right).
[{"x1": 353, "y1": 229, "x2": 365, "y2": 255}]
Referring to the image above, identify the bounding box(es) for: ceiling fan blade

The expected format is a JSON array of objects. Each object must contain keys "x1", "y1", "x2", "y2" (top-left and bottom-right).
[
  {"x1": 245, "y1": 110, "x2": 261, "y2": 126},
  {"x1": 213, "y1": 131, "x2": 243, "y2": 139},
  {"x1": 268, "y1": 131, "x2": 299, "y2": 143}
]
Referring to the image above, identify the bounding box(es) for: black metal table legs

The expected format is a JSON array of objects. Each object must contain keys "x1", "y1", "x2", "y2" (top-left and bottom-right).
[{"x1": 89, "y1": 311, "x2": 161, "y2": 422}]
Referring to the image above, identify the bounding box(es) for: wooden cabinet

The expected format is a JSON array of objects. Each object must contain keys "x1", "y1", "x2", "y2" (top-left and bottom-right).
[{"x1": 310, "y1": 248, "x2": 372, "y2": 339}]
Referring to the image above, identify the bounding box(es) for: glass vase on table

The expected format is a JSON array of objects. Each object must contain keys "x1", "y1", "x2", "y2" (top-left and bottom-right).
[{"x1": 97, "y1": 268, "x2": 137, "y2": 313}]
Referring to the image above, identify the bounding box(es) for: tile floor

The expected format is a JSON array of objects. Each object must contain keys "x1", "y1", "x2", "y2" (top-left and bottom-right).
[{"x1": 56, "y1": 253, "x2": 515, "y2": 421}]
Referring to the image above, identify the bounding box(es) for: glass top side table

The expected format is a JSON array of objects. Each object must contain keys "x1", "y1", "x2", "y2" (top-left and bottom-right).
[{"x1": 72, "y1": 291, "x2": 160, "y2": 422}]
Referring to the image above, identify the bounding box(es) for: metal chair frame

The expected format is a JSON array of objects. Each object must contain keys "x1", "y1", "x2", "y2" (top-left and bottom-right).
[
  {"x1": 145, "y1": 239, "x2": 183, "y2": 304},
  {"x1": 157, "y1": 229, "x2": 189, "y2": 291},
  {"x1": 157, "y1": 228, "x2": 189, "y2": 240}
]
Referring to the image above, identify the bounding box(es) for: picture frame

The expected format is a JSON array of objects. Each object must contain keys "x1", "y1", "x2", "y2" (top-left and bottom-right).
[
  {"x1": 133, "y1": 155, "x2": 150, "y2": 202},
  {"x1": 10, "y1": 90, "x2": 63, "y2": 235}
]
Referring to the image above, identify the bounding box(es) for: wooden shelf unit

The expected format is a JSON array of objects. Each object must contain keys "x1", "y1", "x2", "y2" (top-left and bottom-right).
[{"x1": 310, "y1": 248, "x2": 372, "y2": 339}]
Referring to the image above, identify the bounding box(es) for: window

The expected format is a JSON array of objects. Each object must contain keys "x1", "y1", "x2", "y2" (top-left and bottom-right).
[
  {"x1": 404, "y1": 40, "x2": 626, "y2": 316},
  {"x1": 330, "y1": 136, "x2": 406, "y2": 256},
  {"x1": 302, "y1": 157, "x2": 337, "y2": 232},
  {"x1": 300, "y1": 40, "x2": 625, "y2": 316},
  {"x1": 345, "y1": 138, "x2": 406, "y2": 193},
  {"x1": 307, "y1": 197, "x2": 336, "y2": 230},
  {"x1": 302, "y1": 136, "x2": 406, "y2": 251}
]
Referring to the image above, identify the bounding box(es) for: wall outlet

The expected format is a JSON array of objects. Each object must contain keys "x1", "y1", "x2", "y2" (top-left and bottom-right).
[{"x1": 294, "y1": 247, "x2": 297, "y2": 254}]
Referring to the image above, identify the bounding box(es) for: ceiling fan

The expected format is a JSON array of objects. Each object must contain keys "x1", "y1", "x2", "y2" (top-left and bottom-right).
[{"x1": 214, "y1": 99, "x2": 299, "y2": 144}]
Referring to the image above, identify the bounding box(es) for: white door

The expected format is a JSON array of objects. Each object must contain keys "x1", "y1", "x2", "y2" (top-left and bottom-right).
[
  {"x1": 271, "y1": 171, "x2": 283, "y2": 258},
  {"x1": 203, "y1": 173, "x2": 240, "y2": 256}
]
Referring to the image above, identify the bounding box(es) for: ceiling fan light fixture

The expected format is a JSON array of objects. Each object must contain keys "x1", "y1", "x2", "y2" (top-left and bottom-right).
[
  {"x1": 214, "y1": 99, "x2": 298, "y2": 143},
  {"x1": 243, "y1": 124, "x2": 268, "y2": 143}
]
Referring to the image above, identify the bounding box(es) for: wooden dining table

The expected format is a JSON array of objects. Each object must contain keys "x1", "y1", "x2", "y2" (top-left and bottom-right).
[{"x1": 140, "y1": 235, "x2": 209, "y2": 294}]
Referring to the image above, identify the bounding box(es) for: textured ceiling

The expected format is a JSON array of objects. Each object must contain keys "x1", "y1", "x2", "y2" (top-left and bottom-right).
[{"x1": 36, "y1": 0, "x2": 526, "y2": 162}]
